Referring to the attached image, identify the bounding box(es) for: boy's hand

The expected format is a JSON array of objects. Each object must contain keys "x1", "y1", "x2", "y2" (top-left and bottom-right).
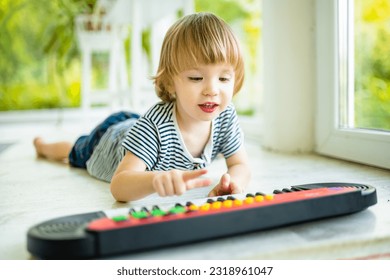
[
  {"x1": 153, "y1": 169, "x2": 211, "y2": 197},
  {"x1": 207, "y1": 173, "x2": 243, "y2": 197}
]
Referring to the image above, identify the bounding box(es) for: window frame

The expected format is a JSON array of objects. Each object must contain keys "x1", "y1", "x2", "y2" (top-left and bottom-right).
[{"x1": 315, "y1": 0, "x2": 390, "y2": 169}]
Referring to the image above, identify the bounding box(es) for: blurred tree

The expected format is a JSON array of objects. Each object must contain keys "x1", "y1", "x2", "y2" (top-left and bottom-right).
[
  {"x1": 0, "y1": 0, "x2": 95, "y2": 110},
  {"x1": 355, "y1": 0, "x2": 390, "y2": 130},
  {"x1": 0, "y1": 0, "x2": 262, "y2": 112}
]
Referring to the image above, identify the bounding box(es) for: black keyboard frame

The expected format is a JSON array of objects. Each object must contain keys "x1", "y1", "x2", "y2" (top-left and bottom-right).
[{"x1": 27, "y1": 182, "x2": 377, "y2": 259}]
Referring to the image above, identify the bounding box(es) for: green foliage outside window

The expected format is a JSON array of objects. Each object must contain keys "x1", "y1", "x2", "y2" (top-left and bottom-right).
[
  {"x1": 0, "y1": 0, "x2": 96, "y2": 110},
  {"x1": 0, "y1": 0, "x2": 261, "y2": 112},
  {"x1": 355, "y1": 0, "x2": 390, "y2": 130},
  {"x1": 2, "y1": 0, "x2": 389, "y2": 129}
]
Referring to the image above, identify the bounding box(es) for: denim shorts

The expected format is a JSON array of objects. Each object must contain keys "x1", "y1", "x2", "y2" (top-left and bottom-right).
[{"x1": 68, "y1": 111, "x2": 140, "y2": 168}]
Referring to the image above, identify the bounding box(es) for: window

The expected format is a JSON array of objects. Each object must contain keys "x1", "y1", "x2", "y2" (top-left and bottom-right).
[
  {"x1": 354, "y1": 0, "x2": 390, "y2": 131},
  {"x1": 0, "y1": 0, "x2": 262, "y2": 116},
  {"x1": 316, "y1": 0, "x2": 390, "y2": 169}
]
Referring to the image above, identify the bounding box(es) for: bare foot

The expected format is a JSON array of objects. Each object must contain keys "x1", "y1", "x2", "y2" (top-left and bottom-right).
[
  {"x1": 33, "y1": 137, "x2": 45, "y2": 158},
  {"x1": 33, "y1": 137, "x2": 72, "y2": 162}
]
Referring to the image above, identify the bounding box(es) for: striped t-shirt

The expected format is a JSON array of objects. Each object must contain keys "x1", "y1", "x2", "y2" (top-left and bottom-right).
[
  {"x1": 86, "y1": 102, "x2": 243, "y2": 182},
  {"x1": 122, "y1": 102, "x2": 243, "y2": 171}
]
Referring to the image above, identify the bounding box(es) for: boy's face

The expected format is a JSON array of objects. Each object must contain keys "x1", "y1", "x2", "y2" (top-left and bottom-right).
[{"x1": 172, "y1": 63, "x2": 235, "y2": 124}]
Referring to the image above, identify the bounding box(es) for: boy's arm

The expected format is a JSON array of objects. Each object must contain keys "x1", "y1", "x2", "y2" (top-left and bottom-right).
[
  {"x1": 110, "y1": 151, "x2": 155, "y2": 202},
  {"x1": 208, "y1": 147, "x2": 251, "y2": 196},
  {"x1": 110, "y1": 151, "x2": 211, "y2": 202},
  {"x1": 226, "y1": 147, "x2": 251, "y2": 191}
]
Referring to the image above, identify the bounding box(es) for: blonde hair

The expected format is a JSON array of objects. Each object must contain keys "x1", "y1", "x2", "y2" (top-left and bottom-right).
[{"x1": 153, "y1": 12, "x2": 245, "y2": 102}]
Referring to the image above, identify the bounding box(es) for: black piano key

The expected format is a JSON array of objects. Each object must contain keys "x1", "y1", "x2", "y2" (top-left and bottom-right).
[{"x1": 291, "y1": 187, "x2": 309, "y2": 191}]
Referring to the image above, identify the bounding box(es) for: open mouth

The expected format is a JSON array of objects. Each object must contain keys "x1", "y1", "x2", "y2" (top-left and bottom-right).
[{"x1": 199, "y1": 102, "x2": 218, "y2": 113}]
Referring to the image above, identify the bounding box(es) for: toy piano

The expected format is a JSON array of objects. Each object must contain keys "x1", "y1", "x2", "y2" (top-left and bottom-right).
[{"x1": 27, "y1": 182, "x2": 377, "y2": 259}]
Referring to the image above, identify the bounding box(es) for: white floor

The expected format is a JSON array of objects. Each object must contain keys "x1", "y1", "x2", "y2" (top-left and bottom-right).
[{"x1": 1, "y1": 109, "x2": 390, "y2": 260}]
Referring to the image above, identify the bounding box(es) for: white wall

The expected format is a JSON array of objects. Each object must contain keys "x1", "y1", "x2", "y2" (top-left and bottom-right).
[{"x1": 261, "y1": 0, "x2": 316, "y2": 152}]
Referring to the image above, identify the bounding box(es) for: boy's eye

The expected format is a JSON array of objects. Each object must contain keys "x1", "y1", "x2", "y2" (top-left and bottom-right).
[
  {"x1": 188, "y1": 77, "x2": 203, "y2": 81},
  {"x1": 219, "y1": 77, "x2": 231, "y2": 82}
]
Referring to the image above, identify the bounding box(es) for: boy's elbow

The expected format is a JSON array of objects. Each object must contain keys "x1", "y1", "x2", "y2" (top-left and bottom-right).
[
  {"x1": 110, "y1": 181, "x2": 129, "y2": 203},
  {"x1": 110, "y1": 186, "x2": 122, "y2": 202}
]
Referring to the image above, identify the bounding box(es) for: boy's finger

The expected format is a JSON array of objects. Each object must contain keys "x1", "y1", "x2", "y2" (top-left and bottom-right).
[
  {"x1": 220, "y1": 173, "x2": 231, "y2": 190},
  {"x1": 172, "y1": 174, "x2": 186, "y2": 196},
  {"x1": 182, "y1": 169, "x2": 208, "y2": 181},
  {"x1": 207, "y1": 188, "x2": 217, "y2": 197},
  {"x1": 154, "y1": 181, "x2": 166, "y2": 197},
  {"x1": 186, "y1": 178, "x2": 212, "y2": 190}
]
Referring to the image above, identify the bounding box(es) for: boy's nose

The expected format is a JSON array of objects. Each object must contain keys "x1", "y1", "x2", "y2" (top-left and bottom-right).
[
  {"x1": 203, "y1": 90, "x2": 218, "y2": 96},
  {"x1": 203, "y1": 80, "x2": 219, "y2": 96}
]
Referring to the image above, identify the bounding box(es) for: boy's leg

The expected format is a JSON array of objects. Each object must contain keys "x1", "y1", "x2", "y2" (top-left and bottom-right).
[
  {"x1": 69, "y1": 111, "x2": 140, "y2": 168},
  {"x1": 33, "y1": 137, "x2": 72, "y2": 162}
]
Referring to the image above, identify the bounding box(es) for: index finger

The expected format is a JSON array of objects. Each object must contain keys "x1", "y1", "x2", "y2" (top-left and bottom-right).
[
  {"x1": 182, "y1": 169, "x2": 208, "y2": 181},
  {"x1": 186, "y1": 177, "x2": 213, "y2": 190}
]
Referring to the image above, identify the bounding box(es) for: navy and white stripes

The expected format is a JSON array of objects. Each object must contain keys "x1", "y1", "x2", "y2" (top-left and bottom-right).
[
  {"x1": 86, "y1": 102, "x2": 243, "y2": 182},
  {"x1": 123, "y1": 102, "x2": 243, "y2": 172},
  {"x1": 86, "y1": 118, "x2": 138, "y2": 182}
]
